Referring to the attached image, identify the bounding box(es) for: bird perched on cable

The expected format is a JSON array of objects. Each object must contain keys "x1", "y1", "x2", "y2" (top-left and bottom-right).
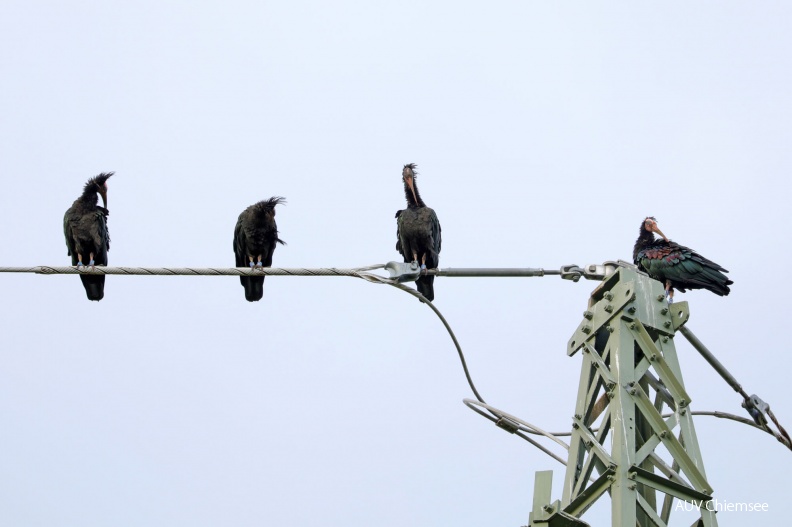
[
  {"x1": 395, "y1": 163, "x2": 442, "y2": 301},
  {"x1": 63, "y1": 172, "x2": 113, "y2": 301},
  {"x1": 633, "y1": 216, "x2": 732, "y2": 302},
  {"x1": 233, "y1": 197, "x2": 286, "y2": 302}
]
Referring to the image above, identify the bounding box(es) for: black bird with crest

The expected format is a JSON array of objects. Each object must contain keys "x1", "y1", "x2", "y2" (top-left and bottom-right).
[
  {"x1": 63, "y1": 172, "x2": 113, "y2": 301},
  {"x1": 395, "y1": 163, "x2": 442, "y2": 301},
  {"x1": 633, "y1": 216, "x2": 732, "y2": 301},
  {"x1": 233, "y1": 197, "x2": 286, "y2": 302}
]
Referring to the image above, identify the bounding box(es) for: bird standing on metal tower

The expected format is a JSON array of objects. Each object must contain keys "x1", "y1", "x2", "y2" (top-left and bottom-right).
[
  {"x1": 633, "y1": 216, "x2": 732, "y2": 301},
  {"x1": 233, "y1": 197, "x2": 286, "y2": 302},
  {"x1": 63, "y1": 172, "x2": 113, "y2": 301},
  {"x1": 395, "y1": 163, "x2": 442, "y2": 301}
]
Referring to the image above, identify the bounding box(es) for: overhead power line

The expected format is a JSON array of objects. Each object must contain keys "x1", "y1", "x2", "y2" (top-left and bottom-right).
[
  {"x1": 0, "y1": 262, "x2": 617, "y2": 281},
  {"x1": 2, "y1": 260, "x2": 788, "y2": 463}
]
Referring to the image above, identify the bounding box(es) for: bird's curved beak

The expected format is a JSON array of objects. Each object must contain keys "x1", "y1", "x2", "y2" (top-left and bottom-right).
[
  {"x1": 99, "y1": 188, "x2": 108, "y2": 209},
  {"x1": 647, "y1": 221, "x2": 668, "y2": 241},
  {"x1": 405, "y1": 176, "x2": 418, "y2": 204}
]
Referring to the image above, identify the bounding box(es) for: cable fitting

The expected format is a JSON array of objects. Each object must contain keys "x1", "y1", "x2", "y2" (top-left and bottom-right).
[
  {"x1": 496, "y1": 417, "x2": 521, "y2": 434},
  {"x1": 561, "y1": 265, "x2": 583, "y2": 282},
  {"x1": 384, "y1": 261, "x2": 421, "y2": 283}
]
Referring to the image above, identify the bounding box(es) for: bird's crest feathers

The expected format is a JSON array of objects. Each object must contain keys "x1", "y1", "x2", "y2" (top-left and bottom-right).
[
  {"x1": 83, "y1": 172, "x2": 114, "y2": 195},
  {"x1": 252, "y1": 196, "x2": 286, "y2": 213}
]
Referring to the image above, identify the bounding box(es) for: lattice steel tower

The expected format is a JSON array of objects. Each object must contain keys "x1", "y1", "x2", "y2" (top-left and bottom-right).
[{"x1": 529, "y1": 264, "x2": 717, "y2": 526}]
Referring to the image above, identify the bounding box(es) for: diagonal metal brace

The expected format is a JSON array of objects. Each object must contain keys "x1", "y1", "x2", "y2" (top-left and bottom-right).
[
  {"x1": 625, "y1": 382, "x2": 713, "y2": 495},
  {"x1": 627, "y1": 319, "x2": 691, "y2": 408}
]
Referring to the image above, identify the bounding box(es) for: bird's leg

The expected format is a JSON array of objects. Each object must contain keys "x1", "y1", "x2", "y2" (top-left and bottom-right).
[
  {"x1": 665, "y1": 280, "x2": 674, "y2": 304},
  {"x1": 255, "y1": 255, "x2": 264, "y2": 270},
  {"x1": 88, "y1": 252, "x2": 95, "y2": 269},
  {"x1": 248, "y1": 256, "x2": 255, "y2": 268},
  {"x1": 420, "y1": 254, "x2": 427, "y2": 271},
  {"x1": 76, "y1": 253, "x2": 84, "y2": 269},
  {"x1": 412, "y1": 252, "x2": 418, "y2": 266}
]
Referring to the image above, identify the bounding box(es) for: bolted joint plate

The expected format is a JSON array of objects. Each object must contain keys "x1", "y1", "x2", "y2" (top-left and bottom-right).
[
  {"x1": 567, "y1": 268, "x2": 682, "y2": 356},
  {"x1": 567, "y1": 278, "x2": 635, "y2": 356},
  {"x1": 669, "y1": 301, "x2": 691, "y2": 331}
]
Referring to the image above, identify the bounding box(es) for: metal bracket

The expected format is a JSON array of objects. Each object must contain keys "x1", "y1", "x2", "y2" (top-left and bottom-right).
[
  {"x1": 384, "y1": 261, "x2": 421, "y2": 283},
  {"x1": 740, "y1": 392, "x2": 792, "y2": 449},
  {"x1": 561, "y1": 262, "x2": 619, "y2": 283},
  {"x1": 561, "y1": 265, "x2": 584, "y2": 282},
  {"x1": 581, "y1": 262, "x2": 619, "y2": 281},
  {"x1": 496, "y1": 416, "x2": 520, "y2": 434},
  {"x1": 742, "y1": 394, "x2": 770, "y2": 426}
]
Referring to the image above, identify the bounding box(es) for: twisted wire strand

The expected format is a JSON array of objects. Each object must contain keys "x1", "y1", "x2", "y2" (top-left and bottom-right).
[
  {"x1": 0, "y1": 265, "x2": 387, "y2": 277},
  {"x1": 4, "y1": 263, "x2": 786, "y2": 461},
  {"x1": 0, "y1": 263, "x2": 486, "y2": 404}
]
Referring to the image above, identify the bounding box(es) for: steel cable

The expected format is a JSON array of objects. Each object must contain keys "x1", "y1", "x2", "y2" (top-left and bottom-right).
[{"x1": 0, "y1": 263, "x2": 486, "y2": 403}]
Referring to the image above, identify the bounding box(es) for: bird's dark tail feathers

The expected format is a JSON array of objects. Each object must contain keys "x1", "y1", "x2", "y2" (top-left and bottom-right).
[
  {"x1": 80, "y1": 275, "x2": 105, "y2": 301},
  {"x1": 416, "y1": 275, "x2": 434, "y2": 302},
  {"x1": 242, "y1": 276, "x2": 265, "y2": 302},
  {"x1": 702, "y1": 269, "x2": 733, "y2": 296}
]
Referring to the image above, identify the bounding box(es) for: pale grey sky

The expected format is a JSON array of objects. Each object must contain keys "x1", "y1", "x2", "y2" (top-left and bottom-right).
[{"x1": 1, "y1": 2, "x2": 791, "y2": 526}]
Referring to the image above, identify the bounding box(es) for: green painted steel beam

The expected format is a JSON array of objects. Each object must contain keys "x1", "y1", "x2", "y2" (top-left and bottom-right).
[
  {"x1": 564, "y1": 467, "x2": 615, "y2": 518},
  {"x1": 629, "y1": 466, "x2": 712, "y2": 503},
  {"x1": 533, "y1": 265, "x2": 717, "y2": 527},
  {"x1": 627, "y1": 319, "x2": 691, "y2": 409},
  {"x1": 626, "y1": 382, "x2": 713, "y2": 495}
]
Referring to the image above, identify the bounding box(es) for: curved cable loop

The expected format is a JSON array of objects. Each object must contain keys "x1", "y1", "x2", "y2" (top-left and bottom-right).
[
  {"x1": 466, "y1": 400, "x2": 569, "y2": 466},
  {"x1": 7, "y1": 262, "x2": 787, "y2": 460},
  {"x1": 464, "y1": 399, "x2": 570, "y2": 451},
  {"x1": 360, "y1": 271, "x2": 486, "y2": 403}
]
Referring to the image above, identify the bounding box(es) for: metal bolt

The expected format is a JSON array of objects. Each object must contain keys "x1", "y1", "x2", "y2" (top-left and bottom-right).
[
  {"x1": 582, "y1": 325, "x2": 592, "y2": 334},
  {"x1": 657, "y1": 294, "x2": 665, "y2": 301},
  {"x1": 543, "y1": 504, "x2": 554, "y2": 513},
  {"x1": 606, "y1": 325, "x2": 614, "y2": 333},
  {"x1": 664, "y1": 321, "x2": 672, "y2": 328},
  {"x1": 659, "y1": 431, "x2": 668, "y2": 438},
  {"x1": 604, "y1": 305, "x2": 614, "y2": 313},
  {"x1": 583, "y1": 311, "x2": 594, "y2": 320},
  {"x1": 629, "y1": 323, "x2": 637, "y2": 330},
  {"x1": 627, "y1": 484, "x2": 637, "y2": 491},
  {"x1": 660, "y1": 308, "x2": 669, "y2": 315},
  {"x1": 662, "y1": 337, "x2": 669, "y2": 343},
  {"x1": 604, "y1": 292, "x2": 614, "y2": 301},
  {"x1": 649, "y1": 354, "x2": 657, "y2": 362},
  {"x1": 627, "y1": 306, "x2": 636, "y2": 314}
]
